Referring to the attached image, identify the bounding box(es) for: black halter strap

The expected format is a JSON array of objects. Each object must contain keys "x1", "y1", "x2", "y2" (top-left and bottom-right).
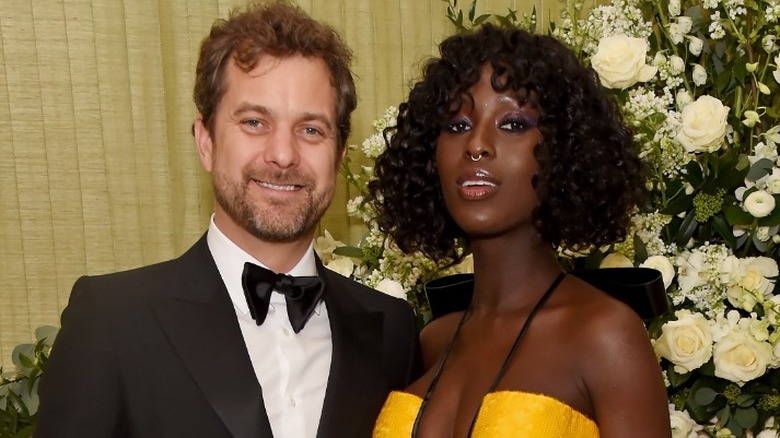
[{"x1": 411, "y1": 273, "x2": 566, "y2": 438}]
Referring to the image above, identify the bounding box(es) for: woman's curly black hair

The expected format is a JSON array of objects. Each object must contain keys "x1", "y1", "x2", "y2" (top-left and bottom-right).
[{"x1": 368, "y1": 24, "x2": 645, "y2": 263}]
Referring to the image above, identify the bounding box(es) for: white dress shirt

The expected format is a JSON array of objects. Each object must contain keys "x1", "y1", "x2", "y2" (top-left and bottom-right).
[{"x1": 207, "y1": 217, "x2": 332, "y2": 438}]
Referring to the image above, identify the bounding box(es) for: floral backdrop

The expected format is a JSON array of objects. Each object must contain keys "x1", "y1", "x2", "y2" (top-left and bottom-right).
[
  {"x1": 314, "y1": 0, "x2": 780, "y2": 436},
  {"x1": 3, "y1": 0, "x2": 780, "y2": 436}
]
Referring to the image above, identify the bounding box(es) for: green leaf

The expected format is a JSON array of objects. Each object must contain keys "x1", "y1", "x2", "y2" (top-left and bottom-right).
[
  {"x1": 734, "y1": 407, "x2": 758, "y2": 428},
  {"x1": 746, "y1": 158, "x2": 775, "y2": 181},
  {"x1": 675, "y1": 210, "x2": 698, "y2": 247},
  {"x1": 633, "y1": 234, "x2": 648, "y2": 263},
  {"x1": 711, "y1": 214, "x2": 737, "y2": 247},
  {"x1": 668, "y1": 366, "x2": 692, "y2": 388},
  {"x1": 662, "y1": 194, "x2": 694, "y2": 216},
  {"x1": 724, "y1": 203, "x2": 754, "y2": 225},
  {"x1": 736, "y1": 394, "x2": 755, "y2": 407},
  {"x1": 332, "y1": 246, "x2": 364, "y2": 259},
  {"x1": 33, "y1": 326, "x2": 58, "y2": 345},
  {"x1": 695, "y1": 386, "x2": 719, "y2": 405}
]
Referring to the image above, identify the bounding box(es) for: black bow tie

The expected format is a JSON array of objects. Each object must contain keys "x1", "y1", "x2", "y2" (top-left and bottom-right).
[{"x1": 241, "y1": 262, "x2": 324, "y2": 334}]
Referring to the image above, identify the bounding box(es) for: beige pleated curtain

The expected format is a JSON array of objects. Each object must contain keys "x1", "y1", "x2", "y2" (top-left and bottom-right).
[{"x1": 0, "y1": 0, "x2": 557, "y2": 368}]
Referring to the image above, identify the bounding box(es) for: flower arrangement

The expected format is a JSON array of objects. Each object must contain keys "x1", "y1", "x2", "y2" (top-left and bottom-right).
[
  {"x1": 0, "y1": 326, "x2": 57, "y2": 438},
  {"x1": 315, "y1": 0, "x2": 780, "y2": 435}
]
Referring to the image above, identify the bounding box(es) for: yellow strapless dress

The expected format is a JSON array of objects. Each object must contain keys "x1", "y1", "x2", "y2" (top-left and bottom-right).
[{"x1": 372, "y1": 390, "x2": 599, "y2": 437}]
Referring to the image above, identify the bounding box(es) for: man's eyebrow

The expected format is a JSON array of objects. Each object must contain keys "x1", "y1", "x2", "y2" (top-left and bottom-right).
[
  {"x1": 300, "y1": 112, "x2": 334, "y2": 131},
  {"x1": 232, "y1": 103, "x2": 272, "y2": 117}
]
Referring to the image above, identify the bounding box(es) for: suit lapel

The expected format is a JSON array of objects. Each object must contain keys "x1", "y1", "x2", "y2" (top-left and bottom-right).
[
  {"x1": 316, "y1": 262, "x2": 386, "y2": 438},
  {"x1": 152, "y1": 236, "x2": 273, "y2": 438}
]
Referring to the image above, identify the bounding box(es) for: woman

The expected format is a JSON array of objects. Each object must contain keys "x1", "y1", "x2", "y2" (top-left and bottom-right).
[{"x1": 369, "y1": 24, "x2": 670, "y2": 437}]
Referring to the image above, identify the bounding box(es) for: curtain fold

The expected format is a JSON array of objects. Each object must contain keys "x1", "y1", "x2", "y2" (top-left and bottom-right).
[{"x1": 0, "y1": 0, "x2": 545, "y2": 368}]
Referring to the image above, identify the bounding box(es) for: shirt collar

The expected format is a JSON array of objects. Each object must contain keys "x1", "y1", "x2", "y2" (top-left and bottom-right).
[{"x1": 206, "y1": 215, "x2": 318, "y2": 314}]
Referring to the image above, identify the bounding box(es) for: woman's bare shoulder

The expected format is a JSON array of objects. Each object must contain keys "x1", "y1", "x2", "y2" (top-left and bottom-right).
[{"x1": 419, "y1": 312, "x2": 464, "y2": 369}]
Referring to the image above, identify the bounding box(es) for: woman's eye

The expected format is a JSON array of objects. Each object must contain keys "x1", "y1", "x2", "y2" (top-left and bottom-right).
[
  {"x1": 499, "y1": 117, "x2": 537, "y2": 132},
  {"x1": 445, "y1": 120, "x2": 471, "y2": 133}
]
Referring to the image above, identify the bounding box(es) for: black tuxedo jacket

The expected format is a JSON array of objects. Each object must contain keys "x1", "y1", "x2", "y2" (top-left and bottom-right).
[{"x1": 36, "y1": 235, "x2": 421, "y2": 438}]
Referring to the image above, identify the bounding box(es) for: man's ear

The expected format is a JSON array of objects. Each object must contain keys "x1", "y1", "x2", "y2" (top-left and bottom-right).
[
  {"x1": 337, "y1": 143, "x2": 347, "y2": 168},
  {"x1": 193, "y1": 115, "x2": 214, "y2": 173}
]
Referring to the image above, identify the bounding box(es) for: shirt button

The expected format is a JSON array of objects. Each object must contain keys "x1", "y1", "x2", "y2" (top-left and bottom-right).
[
  {"x1": 289, "y1": 397, "x2": 296, "y2": 407},
  {"x1": 282, "y1": 327, "x2": 290, "y2": 336}
]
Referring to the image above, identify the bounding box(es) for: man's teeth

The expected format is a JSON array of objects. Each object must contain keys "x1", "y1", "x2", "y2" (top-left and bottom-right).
[
  {"x1": 259, "y1": 181, "x2": 297, "y2": 191},
  {"x1": 462, "y1": 180, "x2": 496, "y2": 187}
]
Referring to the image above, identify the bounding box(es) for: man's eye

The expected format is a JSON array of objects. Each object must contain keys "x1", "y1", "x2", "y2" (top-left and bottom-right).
[
  {"x1": 303, "y1": 126, "x2": 324, "y2": 136},
  {"x1": 243, "y1": 119, "x2": 262, "y2": 129}
]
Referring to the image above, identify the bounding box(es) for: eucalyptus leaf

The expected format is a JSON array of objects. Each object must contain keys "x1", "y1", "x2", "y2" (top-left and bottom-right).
[
  {"x1": 734, "y1": 407, "x2": 758, "y2": 428},
  {"x1": 694, "y1": 386, "x2": 719, "y2": 405},
  {"x1": 746, "y1": 158, "x2": 775, "y2": 182}
]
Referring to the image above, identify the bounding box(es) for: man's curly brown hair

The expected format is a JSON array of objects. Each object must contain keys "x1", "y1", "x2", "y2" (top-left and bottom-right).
[
  {"x1": 193, "y1": 0, "x2": 356, "y2": 147},
  {"x1": 369, "y1": 24, "x2": 645, "y2": 263}
]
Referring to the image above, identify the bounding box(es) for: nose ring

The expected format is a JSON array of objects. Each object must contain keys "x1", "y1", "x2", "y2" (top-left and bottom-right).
[{"x1": 469, "y1": 153, "x2": 482, "y2": 162}]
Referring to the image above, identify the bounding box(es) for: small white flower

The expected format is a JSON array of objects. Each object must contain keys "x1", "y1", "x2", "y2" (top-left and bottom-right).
[
  {"x1": 669, "y1": 0, "x2": 682, "y2": 16},
  {"x1": 743, "y1": 110, "x2": 761, "y2": 127},
  {"x1": 687, "y1": 36, "x2": 703, "y2": 55},
  {"x1": 325, "y1": 257, "x2": 355, "y2": 278},
  {"x1": 676, "y1": 89, "x2": 693, "y2": 108},
  {"x1": 375, "y1": 278, "x2": 407, "y2": 300},
  {"x1": 767, "y1": 168, "x2": 780, "y2": 194},
  {"x1": 774, "y1": 54, "x2": 780, "y2": 84},
  {"x1": 692, "y1": 64, "x2": 707, "y2": 85},
  {"x1": 677, "y1": 16, "x2": 693, "y2": 34},
  {"x1": 669, "y1": 55, "x2": 686, "y2": 74},
  {"x1": 641, "y1": 255, "x2": 676, "y2": 289},
  {"x1": 669, "y1": 404, "x2": 701, "y2": 438},
  {"x1": 744, "y1": 190, "x2": 776, "y2": 217},
  {"x1": 669, "y1": 23, "x2": 685, "y2": 45},
  {"x1": 760, "y1": 82, "x2": 772, "y2": 94}
]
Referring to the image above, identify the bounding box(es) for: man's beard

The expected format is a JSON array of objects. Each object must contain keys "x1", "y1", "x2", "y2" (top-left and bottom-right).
[{"x1": 212, "y1": 167, "x2": 332, "y2": 243}]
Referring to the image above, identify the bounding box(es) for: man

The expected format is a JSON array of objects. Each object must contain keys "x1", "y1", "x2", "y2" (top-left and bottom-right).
[{"x1": 35, "y1": 2, "x2": 420, "y2": 437}]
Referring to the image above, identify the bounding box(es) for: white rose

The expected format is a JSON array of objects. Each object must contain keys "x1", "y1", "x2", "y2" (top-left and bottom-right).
[
  {"x1": 641, "y1": 255, "x2": 676, "y2": 289},
  {"x1": 744, "y1": 190, "x2": 776, "y2": 218},
  {"x1": 692, "y1": 64, "x2": 707, "y2": 85},
  {"x1": 676, "y1": 95, "x2": 729, "y2": 153},
  {"x1": 756, "y1": 430, "x2": 780, "y2": 438},
  {"x1": 325, "y1": 256, "x2": 354, "y2": 278},
  {"x1": 688, "y1": 36, "x2": 703, "y2": 56},
  {"x1": 713, "y1": 329, "x2": 773, "y2": 384},
  {"x1": 654, "y1": 310, "x2": 713, "y2": 373},
  {"x1": 669, "y1": 404, "x2": 699, "y2": 438},
  {"x1": 375, "y1": 278, "x2": 407, "y2": 300},
  {"x1": 591, "y1": 35, "x2": 657, "y2": 89},
  {"x1": 600, "y1": 252, "x2": 634, "y2": 268}
]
